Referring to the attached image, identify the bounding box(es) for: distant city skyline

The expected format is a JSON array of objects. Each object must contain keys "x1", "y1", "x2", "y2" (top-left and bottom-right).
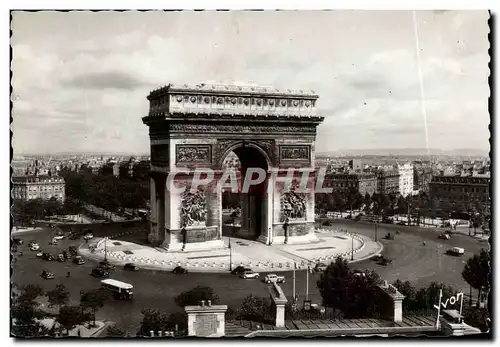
[{"x1": 11, "y1": 10, "x2": 490, "y2": 155}]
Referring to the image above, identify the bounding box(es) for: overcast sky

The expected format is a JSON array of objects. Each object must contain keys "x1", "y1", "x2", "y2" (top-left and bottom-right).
[{"x1": 11, "y1": 10, "x2": 490, "y2": 155}]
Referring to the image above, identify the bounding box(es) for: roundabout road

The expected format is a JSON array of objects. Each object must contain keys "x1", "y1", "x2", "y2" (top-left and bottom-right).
[{"x1": 11, "y1": 221, "x2": 486, "y2": 334}]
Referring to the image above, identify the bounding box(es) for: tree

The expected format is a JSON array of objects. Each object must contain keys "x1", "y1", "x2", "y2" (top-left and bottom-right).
[
  {"x1": 46, "y1": 284, "x2": 69, "y2": 312},
  {"x1": 237, "y1": 295, "x2": 273, "y2": 323},
  {"x1": 11, "y1": 285, "x2": 48, "y2": 338},
  {"x1": 80, "y1": 288, "x2": 109, "y2": 326},
  {"x1": 462, "y1": 249, "x2": 490, "y2": 304},
  {"x1": 174, "y1": 286, "x2": 219, "y2": 308},
  {"x1": 137, "y1": 309, "x2": 187, "y2": 336},
  {"x1": 15, "y1": 284, "x2": 44, "y2": 305},
  {"x1": 56, "y1": 305, "x2": 87, "y2": 336},
  {"x1": 392, "y1": 279, "x2": 417, "y2": 311},
  {"x1": 463, "y1": 306, "x2": 490, "y2": 332}
]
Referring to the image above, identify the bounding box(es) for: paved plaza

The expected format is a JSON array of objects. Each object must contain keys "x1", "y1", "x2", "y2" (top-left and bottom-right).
[{"x1": 80, "y1": 229, "x2": 382, "y2": 272}]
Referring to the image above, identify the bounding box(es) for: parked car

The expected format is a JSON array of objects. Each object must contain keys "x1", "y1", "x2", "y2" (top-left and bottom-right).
[
  {"x1": 41, "y1": 270, "x2": 55, "y2": 280},
  {"x1": 172, "y1": 266, "x2": 188, "y2": 274},
  {"x1": 124, "y1": 263, "x2": 139, "y2": 271},
  {"x1": 231, "y1": 266, "x2": 251, "y2": 276},
  {"x1": 240, "y1": 270, "x2": 260, "y2": 279},
  {"x1": 384, "y1": 233, "x2": 395, "y2": 240},
  {"x1": 12, "y1": 238, "x2": 23, "y2": 245},
  {"x1": 354, "y1": 215, "x2": 362, "y2": 221},
  {"x1": 91, "y1": 268, "x2": 110, "y2": 278},
  {"x1": 83, "y1": 233, "x2": 94, "y2": 240},
  {"x1": 99, "y1": 261, "x2": 115, "y2": 270},
  {"x1": 264, "y1": 273, "x2": 286, "y2": 284},
  {"x1": 378, "y1": 258, "x2": 393, "y2": 266},
  {"x1": 446, "y1": 247, "x2": 465, "y2": 257},
  {"x1": 42, "y1": 253, "x2": 55, "y2": 261},
  {"x1": 73, "y1": 256, "x2": 85, "y2": 265},
  {"x1": 439, "y1": 233, "x2": 451, "y2": 240},
  {"x1": 397, "y1": 221, "x2": 406, "y2": 226},
  {"x1": 57, "y1": 254, "x2": 66, "y2": 262},
  {"x1": 30, "y1": 243, "x2": 40, "y2": 251},
  {"x1": 322, "y1": 220, "x2": 333, "y2": 226},
  {"x1": 54, "y1": 233, "x2": 65, "y2": 240},
  {"x1": 11, "y1": 245, "x2": 18, "y2": 253},
  {"x1": 314, "y1": 263, "x2": 328, "y2": 272}
]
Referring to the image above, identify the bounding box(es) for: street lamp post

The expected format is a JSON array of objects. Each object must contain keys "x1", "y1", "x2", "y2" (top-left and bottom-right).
[
  {"x1": 229, "y1": 218, "x2": 234, "y2": 272},
  {"x1": 104, "y1": 237, "x2": 108, "y2": 263},
  {"x1": 374, "y1": 222, "x2": 378, "y2": 242},
  {"x1": 351, "y1": 232, "x2": 354, "y2": 261},
  {"x1": 284, "y1": 217, "x2": 290, "y2": 244}
]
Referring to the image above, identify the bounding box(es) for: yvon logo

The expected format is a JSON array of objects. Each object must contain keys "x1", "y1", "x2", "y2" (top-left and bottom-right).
[
  {"x1": 433, "y1": 289, "x2": 464, "y2": 328},
  {"x1": 433, "y1": 291, "x2": 464, "y2": 310}
]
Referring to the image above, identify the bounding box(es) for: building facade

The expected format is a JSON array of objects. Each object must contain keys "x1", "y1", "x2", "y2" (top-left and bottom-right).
[
  {"x1": 398, "y1": 163, "x2": 414, "y2": 197},
  {"x1": 429, "y1": 175, "x2": 490, "y2": 213},
  {"x1": 325, "y1": 173, "x2": 378, "y2": 196},
  {"x1": 376, "y1": 170, "x2": 400, "y2": 195},
  {"x1": 12, "y1": 175, "x2": 65, "y2": 202},
  {"x1": 413, "y1": 167, "x2": 433, "y2": 193}
]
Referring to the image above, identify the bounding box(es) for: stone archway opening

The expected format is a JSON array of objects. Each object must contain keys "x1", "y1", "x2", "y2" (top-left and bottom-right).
[{"x1": 221, "y1": 144, "x2": 269, "y2": 241}]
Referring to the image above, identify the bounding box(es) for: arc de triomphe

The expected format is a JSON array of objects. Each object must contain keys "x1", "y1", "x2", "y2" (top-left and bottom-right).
[{"x1": 142, "y1": 83, "x2": 324, "y2": 251}]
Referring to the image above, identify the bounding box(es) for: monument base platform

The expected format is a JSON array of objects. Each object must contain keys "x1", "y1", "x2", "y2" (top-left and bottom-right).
[
  {"x1": 271, "y1": 233, "x2": 319, "y2": 245},
  {"x1": 160, "y1": 239, "x2": 226, "y2": 253}
]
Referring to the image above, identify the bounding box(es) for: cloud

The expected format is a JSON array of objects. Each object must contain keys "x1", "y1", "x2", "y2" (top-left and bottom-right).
[
  {"x1": 63, "y1": 71, "x2": 146, "y2": 91},
  {"x1": 10, "y1": 10, "x2": 490, "y2": 154}
]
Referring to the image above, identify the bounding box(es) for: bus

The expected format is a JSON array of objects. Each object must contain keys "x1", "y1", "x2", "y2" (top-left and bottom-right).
[{"x1": 100, "y1": 279, "x2": 134, "y2": 300}]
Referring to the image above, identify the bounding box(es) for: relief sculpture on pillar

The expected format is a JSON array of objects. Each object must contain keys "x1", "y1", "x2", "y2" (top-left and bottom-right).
[
  {"x1": 280, "y1": 190, "x2": 306, "y2": 222},
  {"x1": 180, "y1": 188, "x2": 208, "y2": 228}
]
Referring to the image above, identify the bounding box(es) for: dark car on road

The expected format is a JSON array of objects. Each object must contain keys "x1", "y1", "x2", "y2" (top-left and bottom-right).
[
  {"x1": 57, "y1": 254, "x2": 66, "y2": 262},
  {"x1": 124, "y1": 263, "x2": 139, "y2": 271},
  {"x1": 231, "y1": 266, "x2": 251, "y2": 276},
  {"x1": 68, "y1": 233, "x2": 80, "y2": 240},
  {"x1": 91, "y1": 268, "x2": 110, "y2": 278},
  {"x1": 172, "y1": 266, "x2": 188, "y2": 274},
  {"x1": 12, "y1": 238, "x2": 23, "y2": 245},
  {"x1": 99, "y1": 261, "x2": 116, "y2": 270},
  {"x1": 42, "y1": 253, "x2": 55, "y2": 261},
  {"x1": 73, "y1": 256, "x2": 85, "y2": 265},
  {"x1": 41, "y1": 270, "x2": 55, "y2": 280},
  {"x1": 378, "y1": 258, "x2": 393, "y2": 266}
]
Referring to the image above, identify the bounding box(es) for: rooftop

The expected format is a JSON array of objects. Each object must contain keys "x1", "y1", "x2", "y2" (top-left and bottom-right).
[{"x1": 226, "y1": 316, "x2": 439, "y2": 337}]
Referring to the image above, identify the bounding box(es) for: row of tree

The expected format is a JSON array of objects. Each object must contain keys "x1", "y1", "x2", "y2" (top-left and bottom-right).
[
  {"x1": 58, "y1": 167, "x2": 149, "y2": 215},
  {"x1": 11, "y1": 284, "x2": 109, "y2": 337},
  {"x1": 11, "y1": 198, "x2": 83, "y2": 226},
  {"x1": 315, "y1": 188, "x2": 490, "y2": 227}
]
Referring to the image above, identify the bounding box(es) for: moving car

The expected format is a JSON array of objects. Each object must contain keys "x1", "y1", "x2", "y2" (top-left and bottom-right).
[
  {"x1": 314, "y1": 263, "x2": 328, "y2": 272},
  {"x1": 264, "y1": 273, "x2": 286, "y2": 284},
  {"x1": 12, "y1": 238, "x2": 23, "y2": 245},
  {"x1": 124, "y1": 263, "x2": 139, "y2": 271},
  {"x1": 378, "y1": 258, "x2": 393, "y2": 266},
  {"x1": 42, "y1": 253, "x2": 55, "y2": 261},
  {"x1": 57, "y1": 254, "x2": 66, "y2": 262},
  {"x1": 371, "y1": 254, "x2": 384, "y2": 262},
  {"x1": 172, "y1": 266, "x2": 188, "y2": 274},
  {"x1": 91, "y1": 268, "x2": 110, "y2": 278},
  {"x1": 240, "y1": 270, "x2": 260, "y2": 279},
  {"x1": 231, "y1": 266, "x2": 251, "y2": 276},
  {"x1": 73, "y1": 256, "x2": 85, "y2": 265},
  {"x1": 446, "y1": 247, "x2": 465, "y2": 257},
  {"x1": 99, "y1": 261, "x2": 115, "y2": 270},
  {"x1": 49, "y1": 238, "x2": 59, "y2": 245},
  {"x1": 439, "y1": 233, "x2": 451, "y2": 240},
  {"x1": 83, "y1": 233, "x2": 94, "y2": 240},
  {"x1": 54, "y1": 231, "x2": 65, "y2": 240},
  {"x1": 36, "y1": 251, "x2": 44, "y2": 258},
  {"x1": 30, "y1": 243, "x2": 40, "y2": 251},
  {"x1": 101, "y1": 279, "x2": 134, "y2": 300},
  {"x1": 41, "y1": 270, "x2": 55, "y2": 280}
]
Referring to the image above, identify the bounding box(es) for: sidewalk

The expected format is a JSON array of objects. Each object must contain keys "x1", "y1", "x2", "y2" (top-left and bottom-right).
[{"x1": 79, "y1": 229, "x2": 380, "y2": 273}]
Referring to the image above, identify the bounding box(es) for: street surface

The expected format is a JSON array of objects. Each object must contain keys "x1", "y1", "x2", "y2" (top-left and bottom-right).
[{"x1": 11, "y1": 220, "x2": 487, "y2": 334}]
